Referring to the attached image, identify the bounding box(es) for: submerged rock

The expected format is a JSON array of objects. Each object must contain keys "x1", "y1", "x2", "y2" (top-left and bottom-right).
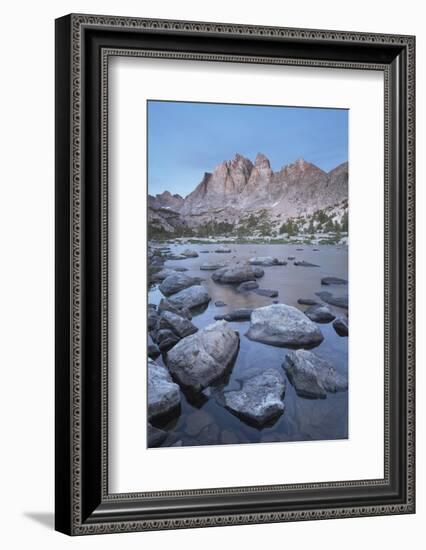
[
  {"x1": 283, "y1": 350, "x2": 348, "y2": 399},
  {"x1": 237, "y1": 280, "x2": 259, "y2": 292},
  {"x1": 158, "y1": 310, "x2": 198, "y2": 339},
  {"x1": 212, "y1": 265, "x2": 264, "y2": 284},
  {"x1": 199, "y1": 262, "x2": 226, "y2": 271},
  {"x1": 304, "y1": 304, "x2": 336, "y2": 323},
  {"x1": 294, "y1": 260, "x2": 319, "y2": 267},
  {"x1": 147, "y1": 423, "x2": 167, "y2": 447},
  {"x1": 167, "y1": 321, "x2": 239, "y2": 392},
  {"x1": 315, "y1": 291, "x2": 348, "y2": 309},
  {"x1": 246, "y1": 304, "x2": 324, "y2": 348},
  {"x1": 148, "y1": 359, "x2": 181, "y2": 421},
  {"x1": 185, "y1": 409, "x2": 214, "y2": 436},
  {"x1": 297, "y1": 298, "x2": 319, "y2": 306},
  {"x1": 214, "y1": 308, "x2": 253, "y2": 322},
  {"x1": 255, "y1": 288, "x2": 279, "y2": 298},
  {"x1": 249, "y1": 257, "x2": 287, "y2": 266},
  {"x1": 168, "y1": 285, "x2": 211, "y2": 310},
  {"x1": 321, "y1": 277, "x2": 348, "y2": 286},
  {"x1": 215, "y1": 247, "x2": 232, "y2": 253},
  {"x1": 167, "y1": 254, "x2": 187, "y2": 260},
  {"x1": 224, "y1": 369, "x2": 286, "y2": 427},
  {"x1": 333, "y1": 316, "x2": 349, "y2": 336},
  {"x1": 159, "y1": 272, "x2": 201, "y2": 297}
]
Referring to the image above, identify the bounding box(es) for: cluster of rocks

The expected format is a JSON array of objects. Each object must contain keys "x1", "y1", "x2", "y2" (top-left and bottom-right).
[
  {"x1": 147, "y1": 245, "x2": 349, "y2": 445},
  {"x1": 148, "y1": 261, "x2": 214, "y2": 357},
  {"x1": 147, "y1": 320, "x2": 241, "y2": 445},
  {"x1": 148, "y1": 304, "x2": 198, "y2": 354},
  {"x1": 209, "y1": 263, "x2": 280, "y2": 299},
  {"x1": 296, "y1": 275, "x2": 349, "y2": 334}
]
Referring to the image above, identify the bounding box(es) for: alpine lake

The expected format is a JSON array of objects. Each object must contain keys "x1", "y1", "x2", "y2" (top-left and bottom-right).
[{"x1": 147, "y1": 239, "x2": 349, "y2": 448}]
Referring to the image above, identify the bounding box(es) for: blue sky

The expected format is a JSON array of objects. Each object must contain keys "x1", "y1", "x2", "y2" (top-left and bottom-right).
[{"x1": 147, "y1": 100, "x2": 348, "y2": 198}]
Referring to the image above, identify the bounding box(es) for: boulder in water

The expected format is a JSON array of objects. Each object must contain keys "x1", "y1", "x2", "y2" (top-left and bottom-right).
[
  {"x1": 168, "y1": 285, "x2": 211, "y2": 310},
  {"x1": 159, "y1": 272, "x2": 202, "y2": 297},
  {"x1": 255, "y1": 288, "x2": 279, "y2": 298},
  {"x1": 167, "y1": 321, "x2": 239, "y2": 393},
  {"x1": 246, "y1": 304, "x2": 324, "y2": 348},
  {"x1": 212, "y1": 265, "x2": 264, "y2": 284},
  {"x1": 283, "y1": 350, "x2": 348, "y2": 399},
  {"x1": 224, "y1": 369, "x2": 286, "y2": 427}
]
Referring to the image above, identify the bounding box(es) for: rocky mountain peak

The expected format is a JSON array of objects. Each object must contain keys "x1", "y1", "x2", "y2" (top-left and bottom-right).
[
  {"x1": 164, "y1": 152, "x2": 347, "y2": 223},
  {"x1": 254, "y1": 153, "x2": 271, "y2": 168},
  {"x1": 227, "y1": 153, "x2": 253, "y2": 173}
]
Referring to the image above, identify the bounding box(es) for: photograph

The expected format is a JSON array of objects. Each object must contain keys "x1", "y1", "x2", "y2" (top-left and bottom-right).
[{"x1": 147, "y1": 100, "x2": 349, "y2": 448}]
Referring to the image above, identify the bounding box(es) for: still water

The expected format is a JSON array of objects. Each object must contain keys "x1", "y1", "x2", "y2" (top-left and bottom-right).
[{"x1": 149, "y1": 242, "x2": 348, "y2": 447}]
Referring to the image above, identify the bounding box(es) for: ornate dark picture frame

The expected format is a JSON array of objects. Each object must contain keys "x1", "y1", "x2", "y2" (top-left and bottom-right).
[{"x1": 55, "y1": 13, "x2": 415, "y2": 535}]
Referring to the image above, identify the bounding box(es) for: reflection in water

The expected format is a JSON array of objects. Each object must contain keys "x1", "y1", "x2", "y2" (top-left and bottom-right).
[{"x1": 149, "y1": 242, "x2": 348, "y2": 448}]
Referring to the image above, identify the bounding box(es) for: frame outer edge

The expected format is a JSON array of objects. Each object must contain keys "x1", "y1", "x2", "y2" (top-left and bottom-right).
[
  {"x1": 55, "y1": 14, "x2": 73, "y2": 536},
  {"x1": 60, "y1": 13, "x2": 416, "y2": 535}
]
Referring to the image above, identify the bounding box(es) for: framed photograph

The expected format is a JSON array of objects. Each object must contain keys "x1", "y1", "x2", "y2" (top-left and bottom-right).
[{"x1": 55, "y1": 14, "x2": 415, "y2": 535}]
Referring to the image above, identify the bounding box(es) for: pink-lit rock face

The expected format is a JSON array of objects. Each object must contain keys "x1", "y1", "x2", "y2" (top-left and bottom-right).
[{"x1": 150, "y1": 152, "x2": 348, "y2": 230}]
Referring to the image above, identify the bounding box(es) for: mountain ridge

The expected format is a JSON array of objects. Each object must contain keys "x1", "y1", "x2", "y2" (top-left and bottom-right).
[{"x1": 148, "y1": 153, "x2": 348, "y2": 237}]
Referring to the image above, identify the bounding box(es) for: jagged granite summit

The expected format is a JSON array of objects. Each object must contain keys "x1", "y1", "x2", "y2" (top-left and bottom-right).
[
  {"x1": 148, "y1": 153, "x2": 348, "y2": 233},
  {"x1": 181, "y1": 154, "x2": 347, "y2": 218}
]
